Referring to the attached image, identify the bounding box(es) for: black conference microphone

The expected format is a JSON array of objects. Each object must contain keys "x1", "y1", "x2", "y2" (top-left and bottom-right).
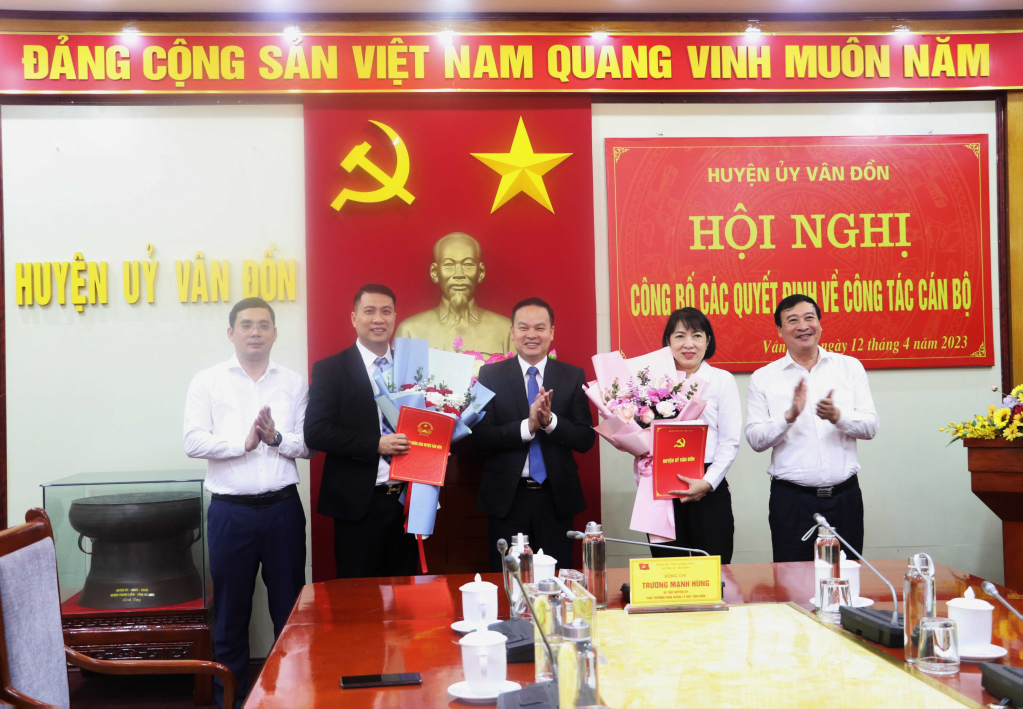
[
  {"x1": 565, "y1": 529, "x2": 709, "y2": 556},
  {"x1": 812, "y1": 513, "x2": 904, "y2": 647}
]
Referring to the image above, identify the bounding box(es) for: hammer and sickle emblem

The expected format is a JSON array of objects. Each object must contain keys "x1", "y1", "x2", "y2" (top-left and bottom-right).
[
  {"x1": 417, "y1": 422, "x2": 434, "y2": 436},
  {"x1": 674, "y1": 438, "x2": 686, "y2": 448},
  {"x1": 331, "y1": 120, "x2": 415, "y2": 211}
]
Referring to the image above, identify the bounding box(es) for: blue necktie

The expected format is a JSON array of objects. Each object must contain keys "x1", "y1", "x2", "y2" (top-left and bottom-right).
[
  {"x1": 374, "y1": 357, "x2": 394, "y2": 464},
  {"x1": 526, "y1": 366, "x2": 548, "y2": 485}
]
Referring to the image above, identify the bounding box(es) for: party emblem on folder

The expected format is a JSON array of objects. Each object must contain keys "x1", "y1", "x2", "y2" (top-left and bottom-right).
[{"x1": 651, "y1": 422, "x2": 708, "y2": 499}]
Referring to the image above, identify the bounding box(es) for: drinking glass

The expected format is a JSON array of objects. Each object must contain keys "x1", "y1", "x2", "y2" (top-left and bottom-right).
[
  {"x1": 559, "y1": 569, "x2": 584, "y2": 585},
  {"x1": 817, "y1": 578, "x2": 851, "y2": 624},
  {"x1": 916, "y1": 617, "x2": 960, "y2": 675}
]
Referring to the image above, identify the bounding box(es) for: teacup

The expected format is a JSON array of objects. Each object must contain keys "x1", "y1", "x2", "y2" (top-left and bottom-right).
[
  {"x1": 460, "y1": 573, "x2": 498, "y2": 630},
  {"x1": 533, "y1": 549, "x2": 557, "y2": 582},
  {"x1": 459, "y1": 630, "x2": 507, "y2": 695},
  {"x1": 947, "y1": 587, "x2": 994, "y2": 650}
]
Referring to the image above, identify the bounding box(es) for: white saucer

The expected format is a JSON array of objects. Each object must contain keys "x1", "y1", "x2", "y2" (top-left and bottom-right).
[
  {"x1": 448, "y1": 680, "x2": 521, "y2": 703},
  {"x1": 450, "y1": 619, "x2": 488, "y2": 634},
  {"x1": 959, "y1": 643, "x2": 1008, "y2": 662},
  {"x1": 810, "y1": 596, "x2": 875, "y2": 608}
]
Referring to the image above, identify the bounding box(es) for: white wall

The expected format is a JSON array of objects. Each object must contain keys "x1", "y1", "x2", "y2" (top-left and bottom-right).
[
  {"x1": 592, "y1": 101, "x2": 1005, "y2": 583},
  {"x1": 2, "y1": 104, "x2": 308, "y2": 656}
]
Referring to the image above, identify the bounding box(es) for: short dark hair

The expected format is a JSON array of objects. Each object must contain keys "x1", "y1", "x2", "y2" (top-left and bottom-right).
[
  {"x1": 774, "y1": 294, "x2": 821, "y2": 327},
  {"x1": 353, "y1": 284, "x2": 396, "y2": 309},
  {"x1": 662, "y1": 308, "x2": 717, "y2": 360},
  {"x1": 511, "y1": 297, "x2": 555, "y2": 326},
  {"x1": 229, "y1": 297, "x2": 275, "y2": 328}
]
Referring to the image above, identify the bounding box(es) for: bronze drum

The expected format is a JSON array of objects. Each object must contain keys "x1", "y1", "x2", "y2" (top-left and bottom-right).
[{"x1": 68, "y1": 491, "x2": 203, "y2": 610}]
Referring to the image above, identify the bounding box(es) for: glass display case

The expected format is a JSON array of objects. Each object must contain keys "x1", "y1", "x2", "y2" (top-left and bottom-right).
[{"x1": 42, "y1": 470, "x2": 210, "y2": 613}]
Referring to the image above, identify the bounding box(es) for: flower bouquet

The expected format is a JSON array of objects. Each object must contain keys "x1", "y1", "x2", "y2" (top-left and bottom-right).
[
  {"x1": 373, "y1": 338, "x2": 495, "y2": 571},
  {"x1": 582, "y1": 347, "x2": 707, "y2": 542},
  {"x1": 940, "y1": 384, "x2": 1023, "y2": 442}
]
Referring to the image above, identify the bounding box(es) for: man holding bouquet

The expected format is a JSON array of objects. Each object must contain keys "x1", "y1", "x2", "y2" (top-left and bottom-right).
[
  {"x1": 304, "y1": 283, "x2": 419, "y2": 578},
  {"x1": 745, "y1": 294, "x2": 879, "y2": 562},
  {"x1": 474, "y1": 297, "x2": 596, "y2": 572}
]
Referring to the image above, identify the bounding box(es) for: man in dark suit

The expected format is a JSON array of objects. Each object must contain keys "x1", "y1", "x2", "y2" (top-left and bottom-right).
[
  {"x1": 304, "y1": 283, "x2": 418, "y2": 578},
  {"x1": 474, "y1": 297, "x2": 596, "y2": 572}
]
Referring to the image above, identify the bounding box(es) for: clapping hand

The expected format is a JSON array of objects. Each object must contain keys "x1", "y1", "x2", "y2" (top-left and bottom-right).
[
  {"x1": 785, "y1": 378, "x2": 807, "y2": 424},
  {"x1": 528, "y1": 387, "x2": 554, "y2": 434},
  {"x1": 255, "y1": 406, "x2": 278, "y2": 445},
  {"x1": 815, "y1": 389, "x2": 841, "y2": 424}
]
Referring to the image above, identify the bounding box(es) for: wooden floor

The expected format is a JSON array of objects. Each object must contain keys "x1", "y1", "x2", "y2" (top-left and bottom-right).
[{"x1": 68, "y1": 659, "x2": 264, "y2": 708}]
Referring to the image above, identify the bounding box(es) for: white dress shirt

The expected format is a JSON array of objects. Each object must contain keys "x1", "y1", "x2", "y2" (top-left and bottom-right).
[
  {"x1": 745, "y1": 346, "x2": 879, "y2": 487},
  {"x1": 355, "y1": 340, "x2": 399, "y2": 486},
  {"x1": 183, "y1": 355, "x2": 310, "y2": 495},
  {"x1": 685, "y1": 361, "x2": 741, "y2": 491},
  {"x1": 517, "y1": 355, "x2": 558, "y2": 478}
]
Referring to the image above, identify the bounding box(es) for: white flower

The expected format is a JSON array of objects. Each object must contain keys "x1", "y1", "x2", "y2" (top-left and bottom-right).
[
  {"x1": 655, "y1": 400, "x2": 677, "y2": 418},
  {"x1": 640, "y1": 408, "x2": 655, "y2": 425},
  {"x1": 614, "y1": 401, "x2": 638, "y2": 422},
  {"x1": 426, "y1": 391, "x2": 446, "y2": 408},
  {"x1": 447, "y1": 392, "x2": 465, "y2": 410}
]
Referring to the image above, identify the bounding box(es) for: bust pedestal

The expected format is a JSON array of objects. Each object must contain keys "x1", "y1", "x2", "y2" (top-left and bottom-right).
[{"x1": 965, "y1": 439, "x2": 1023, "y2": 591}]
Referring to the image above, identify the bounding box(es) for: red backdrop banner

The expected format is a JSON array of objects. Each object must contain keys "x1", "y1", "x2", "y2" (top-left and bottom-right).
[
  {"x1": 606, "y1": 135, "x2": 993, "y2": 371},
  {"x1": 4, "y1": 32, "x2": 1019, "y2": 94},
  {"x1": 305, "y1": 95, "x2": 597, "y2": 581}
]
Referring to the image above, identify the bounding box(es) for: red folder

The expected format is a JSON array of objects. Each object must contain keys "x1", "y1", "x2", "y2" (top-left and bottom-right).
[
  {"x1": 388, "y1": 406, "x2": 456, "y2": 486},
  {"x1": 651, "y1": 422, "x2": 708, "y2": 500}
]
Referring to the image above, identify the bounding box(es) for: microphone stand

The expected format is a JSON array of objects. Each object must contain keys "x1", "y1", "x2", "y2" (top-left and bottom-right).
[
  {"x1": 566, "y1": 530, "x2": 709, "y2": 556},
  {"x1": 813, "y1": 513, "x2": 899, "y2": 626},
  {"x1": 982, "y1": 581, "x2": 1023, "y2": 622}
]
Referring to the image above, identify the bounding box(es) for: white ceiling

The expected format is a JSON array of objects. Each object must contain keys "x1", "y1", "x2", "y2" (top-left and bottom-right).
[{"x1": 5, "y1": 0, "x2": 1023, "y2": 14}]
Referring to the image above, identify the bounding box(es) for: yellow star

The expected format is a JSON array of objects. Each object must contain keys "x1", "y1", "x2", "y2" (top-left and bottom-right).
[{"x1": 471, "y1": 117, "x2": 572, "y2": 214}]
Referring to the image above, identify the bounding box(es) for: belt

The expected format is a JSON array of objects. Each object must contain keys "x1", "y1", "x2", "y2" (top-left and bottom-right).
[
  {"x1": 211, "y1": 483, "x2": 297, "y2": 507},
  {"x1": 374, "y1": 482, "x2": 406, "y2": 496},
  {"x1": 771, "y1": 475, "x2": 858, "y2": 499},
  {"x1": 519, "y1": 478, "x2": 546, "y2": 490}
]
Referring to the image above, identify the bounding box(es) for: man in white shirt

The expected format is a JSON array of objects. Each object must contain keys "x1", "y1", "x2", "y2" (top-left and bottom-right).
[
  {"x1": 745, "y1": 294, "x2": 879, "y2": 562},
  {"x1": 183, "y1": 297, "x2": 311, "y2": 708}
]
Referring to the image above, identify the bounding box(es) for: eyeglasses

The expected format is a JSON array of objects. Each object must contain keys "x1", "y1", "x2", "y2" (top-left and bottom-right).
[{"x1": 236, "y1": 322, "x2": 274, "y2": 333}]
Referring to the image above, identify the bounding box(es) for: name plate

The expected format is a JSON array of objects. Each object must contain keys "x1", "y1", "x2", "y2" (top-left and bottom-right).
[{"x1": 628, "y1": 556, "x2": 722, "y2": 607}]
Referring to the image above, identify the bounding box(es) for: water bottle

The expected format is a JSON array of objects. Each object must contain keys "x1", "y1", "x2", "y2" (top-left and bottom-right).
[
  {"x1": 582, "y1": 521, "x2": 607, "y2": 609},
  {"x1": 558, "y1": 619, "x2": 600, "y2": 709},
  {"x1": 506, "y1": 533, "x2": 533, "y2": 618},
  {"x1": 814, "y1": 525, "x2": 841, "y2": 580},
  {"x1": 903, "y1": 553, "x2": 936, "y2": 664},
  {"x1": 531, "y1": 578, "x2": 564, "y2": 682}
]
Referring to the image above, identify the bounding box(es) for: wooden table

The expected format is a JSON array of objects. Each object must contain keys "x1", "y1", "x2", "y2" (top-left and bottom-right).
[{"x1": 245, "y1": 560, "x2": 1023, "y2": 708}]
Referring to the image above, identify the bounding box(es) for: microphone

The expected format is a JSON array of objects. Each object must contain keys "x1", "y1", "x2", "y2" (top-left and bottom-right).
[
  {"x1": 496, "y1": 538, "x2": 514, "y2": 609},
  {"x1": 504, "y1": 554, "x2": 557, "y2": 680},
  {"x1": 813, "y1": 514, "x2": 898, "y2": 624},
  {"x1": 566, "y1": 529, "x2": 709, "y2": 556},
  {"x1": 981, "y1": 580, "x2": 1023, "y2": 622}
]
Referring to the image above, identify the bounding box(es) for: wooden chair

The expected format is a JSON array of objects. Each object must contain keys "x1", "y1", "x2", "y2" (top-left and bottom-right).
[{"x1": 0, "y1": 508, "x2": 236, "y2": 707}]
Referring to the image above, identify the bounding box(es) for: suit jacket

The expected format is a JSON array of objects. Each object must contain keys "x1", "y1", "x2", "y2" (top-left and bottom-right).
[
  {"x1": 305, "y1": 344, "x2": 383, "y2": 520},
  {"x1": 473, "y1": 356, "x2": 596, "y2": 520}
]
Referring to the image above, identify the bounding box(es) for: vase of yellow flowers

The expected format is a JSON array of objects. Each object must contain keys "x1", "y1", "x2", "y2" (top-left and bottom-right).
[{"x1": 942, "y1": 384, "x2": 1023, "y2": 590}]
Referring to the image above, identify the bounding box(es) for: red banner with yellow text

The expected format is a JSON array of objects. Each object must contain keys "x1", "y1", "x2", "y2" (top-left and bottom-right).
[
  {"x1": 606, "y1": 135, "x2": 993, "y2": 371},
  {"x1": 2, "y1": 31, "x2": 1019, "y2": 93}
]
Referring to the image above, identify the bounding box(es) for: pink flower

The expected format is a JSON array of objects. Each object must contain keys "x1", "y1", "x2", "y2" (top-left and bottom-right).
[
  {"x1": 614, "y1": 401, "x2": 638, "y2": 422},
  {"x1": 485, "y1": 353, "x2": 508, "y2": 365},
  {"x1": 639, "y1": 406, "x2": 655, "y2": 425},
  {"x1": 453, "y1": 336, "x2": 465, "y2": 352},
  {"x1": 548, "y1": 349, "x2": 558, "y2": 360}
]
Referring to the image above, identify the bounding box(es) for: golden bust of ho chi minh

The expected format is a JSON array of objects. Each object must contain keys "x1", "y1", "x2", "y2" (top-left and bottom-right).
[{"x1": 395, "y1": 232, "x2": 513, "y2": 355}]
